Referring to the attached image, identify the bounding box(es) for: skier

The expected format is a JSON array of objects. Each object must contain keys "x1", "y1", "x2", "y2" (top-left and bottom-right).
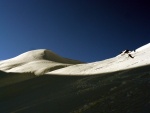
[
  {"x1": 121, "y1": 49, "x2": 134, "y2": 58},
  {"x1": 124, "y1": 49, "x2": 130, "y2": 53},
  {"x1": 128, "y1": 54, "x2": 134, "y2": 58}
]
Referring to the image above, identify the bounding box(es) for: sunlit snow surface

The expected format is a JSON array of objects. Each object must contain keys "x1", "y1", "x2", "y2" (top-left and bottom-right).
[
  {"x1": 0, "y1": 43, "x2": 150, "y2": 75},
  {"x1": 48, "y1": 43, "x2": 150, "y2": 75},
  {"x1": 0, "y1": 49, "x2": 82, "y2": 75}
]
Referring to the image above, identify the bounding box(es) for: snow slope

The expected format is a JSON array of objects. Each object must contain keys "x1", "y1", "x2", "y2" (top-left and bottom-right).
[
  {"x1": 48, "y1": 43, "x2": 150, "y2": 75},
  {"x1": 1, "y1": 66, "x2": 150, "y2": 113},
  {"x1": 0, "y1": 43, "x2": 150, "y2": 75},
  {"x1": 0, "y1": 49, "x2": 82, "y2": 75}
]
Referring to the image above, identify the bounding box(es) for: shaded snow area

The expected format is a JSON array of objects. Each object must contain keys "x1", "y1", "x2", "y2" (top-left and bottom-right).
[
  {"x1": 0, "y1": 65, "x2": 150, "y2": 113},
  {"x1": 0, "y1": 43, "x2": 150, "y2": 75},
  {"x1": 0, "y1": 43, "x2": 150, "y2": 113}
]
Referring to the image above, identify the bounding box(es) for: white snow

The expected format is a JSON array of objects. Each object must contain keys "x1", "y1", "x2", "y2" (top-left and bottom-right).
[
  {"x1": 0, "y1": 43, "x2": 150, "y2": 76},
  {"x1": 0, "y1": 49, "x2": 82, "y2": 75},
  {"x1": 47, "y1": 43, "x2": 150, "y2": 75},
  {"x1": 136, "y1": 43, "x2": 150, "y2": 52}
]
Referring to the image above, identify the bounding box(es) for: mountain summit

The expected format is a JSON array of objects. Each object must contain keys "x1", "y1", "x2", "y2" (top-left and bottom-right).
[
  {"x1": 0, "y1": 43, "x2": 150, "y2": 113},
  {"x1": 0, "y1": 49, "x2": 82, "y2": 75},
  {"x1": 0, "y1": 43, "x2": 150, "y2": 75}
]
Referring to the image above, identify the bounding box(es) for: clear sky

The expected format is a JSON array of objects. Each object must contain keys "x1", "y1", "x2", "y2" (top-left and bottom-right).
[{"x1": 0, "y1": 0, "x2": 149, "y2": 62}]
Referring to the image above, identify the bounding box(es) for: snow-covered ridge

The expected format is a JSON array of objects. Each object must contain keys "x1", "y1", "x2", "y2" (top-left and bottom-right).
[
  {"x1": 0, "y1": 49, "x2": 82, "y2": 75},
  {"x1": 47, "y1": 43, "x2": 150, "y2": 75},
  {"x1": 6, "y1": 49, "x2": 82, "y2": 64},
  {"x1": 0, "y1": 43, "x2": 150, "y2": 75},
  {"x1": 136, "y1": 43, "x2": 150, "y2": 52}
]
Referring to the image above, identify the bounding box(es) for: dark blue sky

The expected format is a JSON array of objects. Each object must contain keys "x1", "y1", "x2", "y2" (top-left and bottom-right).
[{"x1": 0, "y1": 0, "x2": 150, "y2": 62}]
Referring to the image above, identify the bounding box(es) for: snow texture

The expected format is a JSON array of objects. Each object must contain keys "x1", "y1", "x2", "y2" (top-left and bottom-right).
[
  {"x1": 0, "y1": 49, "x2": 82, "y2": 75},
  {"x1": 47, "y1": 43, "x2": 150, "y2": 75},
  {"x1": 0, "y1": 43, "x2": 150, "y2": 75}
]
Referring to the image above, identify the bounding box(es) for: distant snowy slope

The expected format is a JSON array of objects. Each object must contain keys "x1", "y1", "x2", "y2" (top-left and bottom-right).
[
  {"x1": 0, "y1": 43, "x2": 150, "y2": 76},
  {"x1": 48, "y1": 43, "x2": 150, "y2": 75},
  {"x1": 0, "y1": 49, "x2": 82, "y2": 75}
]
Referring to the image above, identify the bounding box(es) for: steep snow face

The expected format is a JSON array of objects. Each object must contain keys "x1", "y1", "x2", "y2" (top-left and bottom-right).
[
  {"x1": 0, "y1": 49, "x2": 82, "y2": 75},
  {"x1": 47, "y1": 43, "x2": 150, "y2": 75}
]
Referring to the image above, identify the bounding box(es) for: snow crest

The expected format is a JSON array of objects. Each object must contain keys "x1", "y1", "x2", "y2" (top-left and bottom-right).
[
  {"x1": 0, "y1": 43, "x2": 150, "y2": 76},
  {"x1": 136, "y1": 43, "x2": 150, "y2": 52},
  {"x1": 0, "y1": 49, "x2": 82, "y2": 75}
]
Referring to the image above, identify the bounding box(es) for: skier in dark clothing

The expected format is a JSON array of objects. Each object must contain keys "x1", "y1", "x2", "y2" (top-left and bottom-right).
[
  {"x1": 121, "y1": 49, "x2": 130, "y2": 54},
  {"x1": 124, "y1": 49, "x2": 130, "y2": 53},
  {"x1": 121, "y1": 49, "x2": 134, "y2": 58},
  {"x1": 128, "y1": 54, "x2": 134, "y2": 58}
]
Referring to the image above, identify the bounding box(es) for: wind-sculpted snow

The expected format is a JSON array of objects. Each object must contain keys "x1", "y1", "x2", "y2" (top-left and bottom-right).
[
  {"x1": 0, "y1": 43, "x2": 150, "y2": 113},
  {"x1": 0, "y1": 43, "x2": 150, "y2": 75},
  {"x1": 0, "y1": 49, "x2": 82, "y2": 75}
]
